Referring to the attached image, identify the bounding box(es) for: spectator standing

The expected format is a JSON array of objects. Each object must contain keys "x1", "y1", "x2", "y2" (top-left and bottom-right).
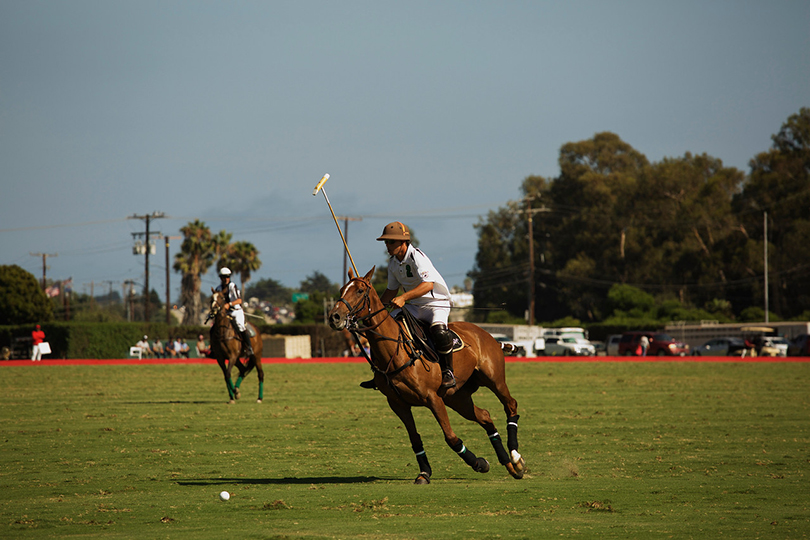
[
  {"x1": 31, "y1": 325, "x2": 46, "y2": 361},
  {"x1": 639, "y1": 335, "x2": 650, "y2": 357}
]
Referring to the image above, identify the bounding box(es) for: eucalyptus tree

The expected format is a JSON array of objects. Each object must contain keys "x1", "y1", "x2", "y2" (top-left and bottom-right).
[{"x1": 733, "y1": 107, "x2": 810, "y2": 318}]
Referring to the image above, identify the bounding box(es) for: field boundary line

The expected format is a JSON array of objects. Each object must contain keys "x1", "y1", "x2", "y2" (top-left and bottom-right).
[{"x1": 2, "y1": 355, "x2": 809, "y2": 366}]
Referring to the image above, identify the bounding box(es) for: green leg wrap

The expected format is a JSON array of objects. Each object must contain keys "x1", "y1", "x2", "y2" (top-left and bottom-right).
[
  {"x1": 225, "y1": 377, "x2": 235, "y2": 399},
  {"x1": 235, "y1": 376, "x2": 244, "y2": 389},
  {"x1": 259, "y1": 381, "x2": 264, "y2": 400}
]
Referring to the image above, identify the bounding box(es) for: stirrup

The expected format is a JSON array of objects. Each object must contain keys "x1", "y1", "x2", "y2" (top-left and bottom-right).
[
  {"x1": 359, "y1": 379, "x2": 377, "y2": 389},
  {"x1": 441, "y1": 370, "x2": 456, "y2": 388}
]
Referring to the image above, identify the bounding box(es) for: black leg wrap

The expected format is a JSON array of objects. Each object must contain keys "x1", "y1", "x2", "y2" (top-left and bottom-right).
[
  {"x1": 488, "y1": 432, "x2": 511, "y2": 466},
  {"x1": 411, "y1": 444, "x2": 433, "y2": 481},
  {"x1": 451, "y1": 439, "x2": 485, "y2": 470},
  {"x1": 507, "y1": 415, "x2": 520, "y2": 452}
]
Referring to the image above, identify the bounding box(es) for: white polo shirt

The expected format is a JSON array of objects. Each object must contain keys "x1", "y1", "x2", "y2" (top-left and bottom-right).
[
  {"x1": 387, "y1": 244, "x2": 452, "y2": 307},
  {"x1": 215, "y1": 281, "x2": 243, "y2": 311}
]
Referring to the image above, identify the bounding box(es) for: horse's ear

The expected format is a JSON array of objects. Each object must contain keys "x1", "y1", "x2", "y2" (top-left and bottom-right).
[
  {"x1": 348, "y1": 268, "x2": 355, "y2": 281},
  {"x1": 364, "y1": 266, "x2": 376, "y2": 282},
  {"x1": 211, "y1": 287, "x2": 215, "y2": 294}
]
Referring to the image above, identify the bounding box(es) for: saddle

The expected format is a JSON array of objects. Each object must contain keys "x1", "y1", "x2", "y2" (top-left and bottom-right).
[{"x1": 396, "y1": 311, "x2": 464, "y2": 364}]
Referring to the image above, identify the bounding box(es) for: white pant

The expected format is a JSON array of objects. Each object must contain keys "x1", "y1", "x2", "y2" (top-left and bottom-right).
[
  {"x1": 392, "y1": 303, "x2": 450, "y2": 328},
  {"x1": 31, "y1": 344, "x2": 42, "y2": 361},
  {"x1": 231, "y1": 309, "x2": 246, "y2": 332}
]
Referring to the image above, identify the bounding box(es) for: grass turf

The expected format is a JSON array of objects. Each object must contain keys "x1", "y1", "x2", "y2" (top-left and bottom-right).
[{"x1": 1, "y1": 361, "x2": 808, "y2": 538}]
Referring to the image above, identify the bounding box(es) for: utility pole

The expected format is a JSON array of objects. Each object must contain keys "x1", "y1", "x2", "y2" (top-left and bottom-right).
[
  {"x1": 163, "y1": 235, "x2": 181, "y2": 325},
  {"x1": 764, "y1": 211, "x2": 769, "y2": 323},
  {"x1": 123, "y1": 280, "x2": 136, "y2": 322},
  {"x1": 523, "y1": 198, "x2": 550, "y2": 326},
  {"x1": 30, "y1": 252, "x2": 57, "y2": 289},
  {"x1": 129, "y1": 212, "x2": 165, "y2": 322},
  {"x1": 336, "y1": 216, "x2": 362, "y2": 279}
]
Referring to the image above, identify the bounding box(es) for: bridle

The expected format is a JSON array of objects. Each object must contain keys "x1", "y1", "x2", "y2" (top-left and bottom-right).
[
  {"x1": 335, "y1": 279, "x2": 389, "y2": 333},
  {"x1": 335, "y1": 278, "x2": 425, "y2": 386},
  {"x1": 206, "y1": 292, "x2": 237, "y2": 341}
]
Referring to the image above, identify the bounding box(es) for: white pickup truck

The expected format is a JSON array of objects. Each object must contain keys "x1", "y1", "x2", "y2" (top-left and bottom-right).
[{"x1": 543, "y1": 334, "x2": 596, "y2": 356}]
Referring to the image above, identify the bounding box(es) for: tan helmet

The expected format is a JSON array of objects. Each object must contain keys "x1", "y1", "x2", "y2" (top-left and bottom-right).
[{"x1": 377, "y1": 221, "x2": 411, "y2": 241}]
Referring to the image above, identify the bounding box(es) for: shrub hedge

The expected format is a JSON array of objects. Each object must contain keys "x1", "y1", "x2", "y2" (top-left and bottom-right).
[{"x1": 0, "y1": 322, "x2": 350, "y2": 359}]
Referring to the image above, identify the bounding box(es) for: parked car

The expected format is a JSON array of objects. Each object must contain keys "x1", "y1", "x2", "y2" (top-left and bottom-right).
[
  {"x1": 606, "y1": 334, "x2": 621, "y2": 356},
  {"x1": 788, "y1": 334, "x2": 810, "y2": 357},
  {"x1": 618, "y1": 331, "x2": 690, "y2": 356},
  {"x1": 543, "y1": 335, "x2": 596, "y2": 356},
  {"x1": 759, "y1": 336, "x2": 789, "y2": 357},
  {"x1": 693, "y1": 337, "x2": 748, "y2": 356}
]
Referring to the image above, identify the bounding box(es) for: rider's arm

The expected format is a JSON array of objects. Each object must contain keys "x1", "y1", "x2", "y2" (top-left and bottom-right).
[
  {"x1": 380, "y1": 288, "x2": 398, "y2": 305},
  {"x1": 389, "y1": 281, "x2": 434, "y2": 308}
]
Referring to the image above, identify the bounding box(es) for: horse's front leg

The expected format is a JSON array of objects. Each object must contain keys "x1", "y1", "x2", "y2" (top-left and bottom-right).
[
  {"x1": 387, "y1": 396, "x2": 432, "y2": 484},
  {"x1": 226, "y1": 356, "x2": 241, "y2": 401},
  {"x1": 217, "y1": 357, "x2": 236, "y2": 403},
  {"x1": 426, "y1": 393, "x2": 490, "y2": 475}
]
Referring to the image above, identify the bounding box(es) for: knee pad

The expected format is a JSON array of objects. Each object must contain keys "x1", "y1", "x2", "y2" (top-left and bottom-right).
[{"x1": 431, "y1": 324, "x2": 454, "y2": 354}]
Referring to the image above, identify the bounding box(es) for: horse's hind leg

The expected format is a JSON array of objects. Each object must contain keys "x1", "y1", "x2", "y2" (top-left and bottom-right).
[
  {"x1": 387, "y1": 397, "x2": 432, "y2": 484},
  {"x1": 445, "y1": 391, "x2": 523, "y2": 479},
  {"x1": 255, "y1": 357, "x2": 264, "y2": 403},
  {"x1": 474, "y1": 371, "x2": 526, "y2": 477}
]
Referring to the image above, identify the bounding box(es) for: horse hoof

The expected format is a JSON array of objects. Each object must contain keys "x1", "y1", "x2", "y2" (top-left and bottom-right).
[
  {"x1": 474, "y1": 458, "x2": 490, "y2": 473},
  {"x1": 228, "y1": 399, "x2": 235, "y2": 405},
  {"x1": 234, "y1": 388, "x2": 241, "y2": 400},
  {"x1": 510, "y1": 450, "x2": 526, "y2": 478},
  {"x1": 414, "y1": 473, "x2": 431, "y2": 485},
  {"x1": 256, "y1": 399, "x2": 262, "y2": 404},
  {"x1": 506, "y1": 461, "x2": 525, "y2": 480}
]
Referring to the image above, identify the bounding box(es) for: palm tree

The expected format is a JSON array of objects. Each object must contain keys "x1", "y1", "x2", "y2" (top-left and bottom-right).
[
  {"x1": 173, "y1": 220, "x2": 231, "y2": 325},
  {"x1": 219, "y1": 241, "x2": 262, "y2": 291}
]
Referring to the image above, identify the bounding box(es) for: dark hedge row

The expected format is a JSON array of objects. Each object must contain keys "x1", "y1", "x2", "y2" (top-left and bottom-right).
[{"x1": 0, "y1": 322, "x2": 350, "y2": 359}]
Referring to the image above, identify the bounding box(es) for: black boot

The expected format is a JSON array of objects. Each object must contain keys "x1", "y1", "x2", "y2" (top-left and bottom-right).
[
  {"x1": 440, "y1": 352, "x2": 456, "y2": 388},
  {"x1": 431, "y1": 324, "x2": 456, "y2": 388},
  {"x1": 240, "y1": 330, "x2": 254, "y2": 357},
  {"x1": 359, "y1": 379, "x2": 377, "y2": 389}
]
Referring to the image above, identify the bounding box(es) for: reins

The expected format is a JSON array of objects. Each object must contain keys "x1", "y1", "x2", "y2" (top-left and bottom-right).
[
  {"x1": 208, "y1": 294, "x2": 238, "y2": 342},
  {"x1": 340, "y1": 279, "x2": 429, "y2": 389}
]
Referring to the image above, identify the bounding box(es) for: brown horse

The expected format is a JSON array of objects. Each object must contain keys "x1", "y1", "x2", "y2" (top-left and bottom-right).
[
  {"x1": 328, "y1": 268, "x2": 526, "y2": 484},
  {"x1": 208, "y1": 289, "x2": 265, "y2": 404}
]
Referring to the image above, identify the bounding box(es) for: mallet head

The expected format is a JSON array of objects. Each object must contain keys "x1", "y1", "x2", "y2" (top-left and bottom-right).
[{"x1": 312, "y1": 173, "x2": 330, "y2": 196}]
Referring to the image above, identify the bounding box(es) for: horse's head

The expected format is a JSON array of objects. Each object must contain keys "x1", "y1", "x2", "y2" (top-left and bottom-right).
[
  {"x1": 206, "y1": 288, "x2": 227, "y2": 322},
  {"x1": 328, "y1": 266, "x2": 377, "y2": 331}
]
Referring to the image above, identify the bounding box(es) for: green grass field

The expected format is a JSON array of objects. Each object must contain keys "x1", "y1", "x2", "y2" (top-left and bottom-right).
[{"x1": 1, "y1": 361, "x2": 809, "y2": 539}]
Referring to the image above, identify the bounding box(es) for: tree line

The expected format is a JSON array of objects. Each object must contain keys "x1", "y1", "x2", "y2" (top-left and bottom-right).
[{"x1": 470, "y1": 108, "x2": 810, "y2": 325}]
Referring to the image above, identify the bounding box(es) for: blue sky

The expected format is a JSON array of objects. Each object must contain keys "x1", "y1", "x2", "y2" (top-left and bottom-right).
[{"x1": 2, "y1": 1, "x2": 808, "y2": 302}]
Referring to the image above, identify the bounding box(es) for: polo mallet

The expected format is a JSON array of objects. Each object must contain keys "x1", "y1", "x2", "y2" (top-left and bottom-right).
[{"x1": 312, "y1": 173, "x2": 359, "y2": 277}]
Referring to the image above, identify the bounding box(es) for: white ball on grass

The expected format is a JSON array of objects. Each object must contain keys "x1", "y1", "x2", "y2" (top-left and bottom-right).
[{"x1": 219, "y1": 491, "x2": 230, "y2": 501}]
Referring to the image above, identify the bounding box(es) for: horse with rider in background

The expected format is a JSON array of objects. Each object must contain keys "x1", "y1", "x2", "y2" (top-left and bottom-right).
[{"x1": 207, "y1": 285, "x2": 265, "y2": 404}]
